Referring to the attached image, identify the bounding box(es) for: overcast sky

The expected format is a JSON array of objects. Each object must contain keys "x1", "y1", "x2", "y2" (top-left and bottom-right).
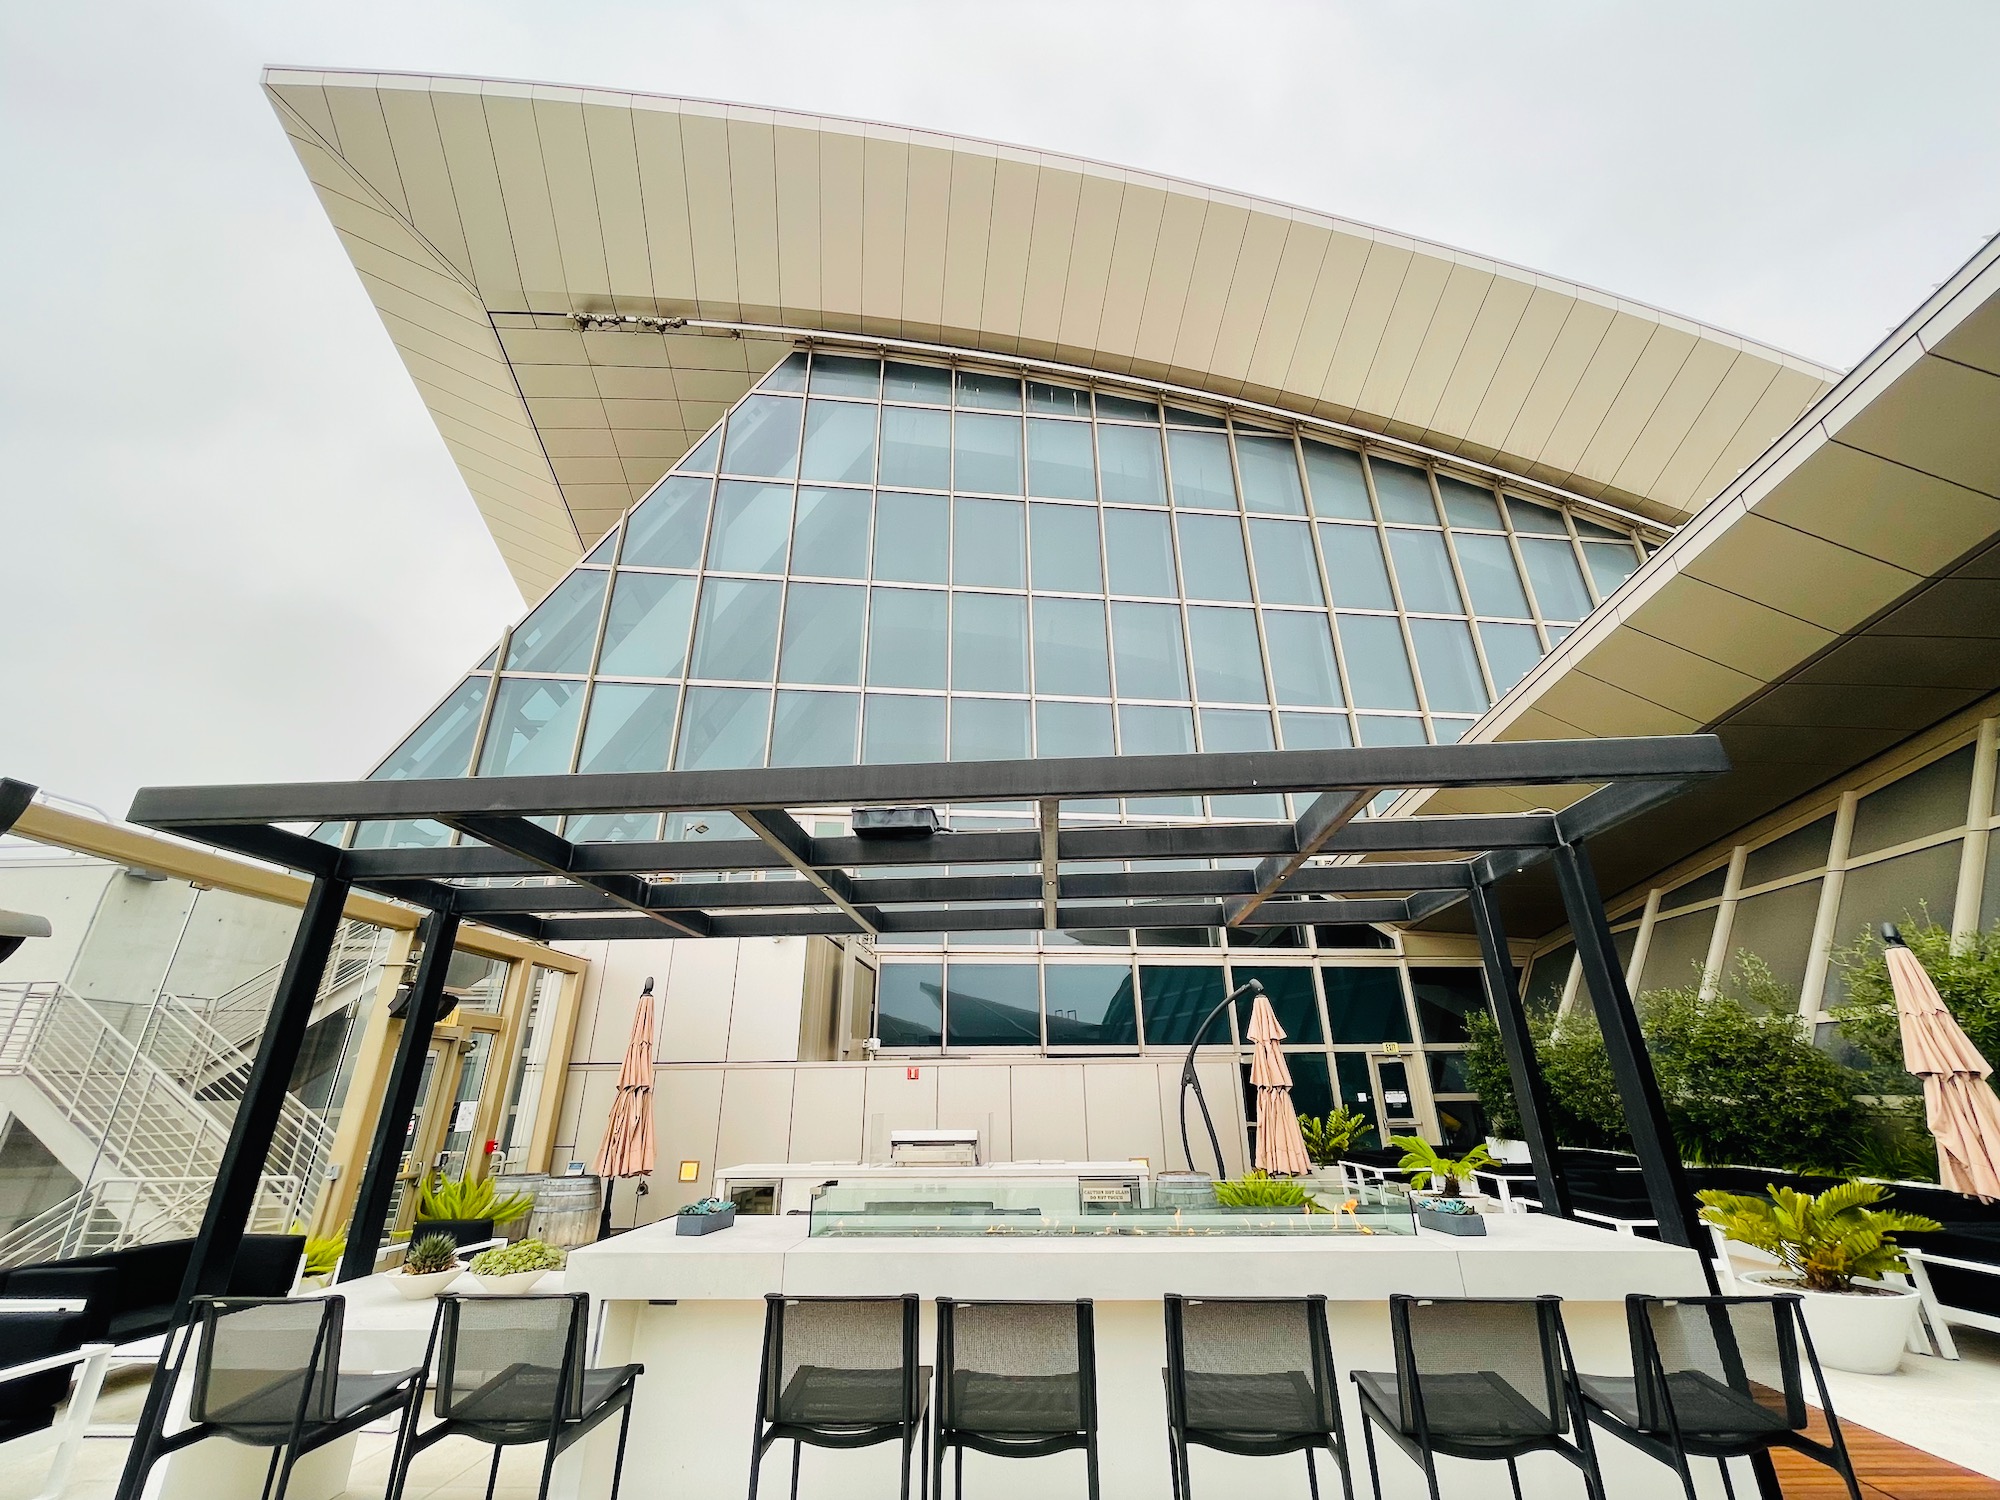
[{"x1": 4, "y1": 1, "x2": 1997, "y2": 818}]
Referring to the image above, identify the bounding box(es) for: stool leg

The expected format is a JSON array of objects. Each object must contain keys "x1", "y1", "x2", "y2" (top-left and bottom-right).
[
  {"x1": 1360, "y1": 1419, "x2": 1385, "y2": 1500},
  {"x1": 485, "y1": 1446, "x2": 502, "y2": 1500},
  {"x1": 536, "y1": 1435, "x2": 559, "y2": 1500},
  {"x1": 608, "y1": 1403, "x2": 634, "y2": 1500},
  {"x1": 1306, "y1": 1447, "x2": 1321, "y2": 1500},
  {"x1": 1505, "y1": 1455, "x2": 1522, "y2": 1500},
  {"x1": 790, "y1": 1440, "x2": 803, "y2": 1500},
  {"x1": 955, "y1": 1444, "x2": 964, "y2": 1500},
  {"x1": 1085, "y1": 1430, "x2": 1101, "y2": 1500}
]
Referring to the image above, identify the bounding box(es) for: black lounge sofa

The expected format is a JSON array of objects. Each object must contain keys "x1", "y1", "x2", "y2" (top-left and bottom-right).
[{"x1": 0, "y1": 1234, "x2": 304, "y2": 1346}]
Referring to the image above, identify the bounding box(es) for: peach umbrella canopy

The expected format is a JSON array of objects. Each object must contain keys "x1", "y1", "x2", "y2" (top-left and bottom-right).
[
  {"x1": 1246, "y1": 991, "x2": 1313, "y2": 1177},
  {"x1": 593, "y1": 979, "x2": 657, "y2": 1180},
  {"x1": 1887, "y1": 939, "x2": 2000, "y2": 1202}
]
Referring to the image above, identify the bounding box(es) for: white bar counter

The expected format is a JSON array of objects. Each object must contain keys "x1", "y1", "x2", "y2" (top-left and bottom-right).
[{"x1": 566, "y1": 1212, "x2": 1713, "y2": 1500}]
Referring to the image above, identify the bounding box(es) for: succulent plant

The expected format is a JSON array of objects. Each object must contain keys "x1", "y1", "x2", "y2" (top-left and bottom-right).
[
  {"x1": 469, "y1": 1239, "x2": 566, "y2": 1276},
  {"x1": 404, "y1": 1233, "x2": 460, "y2": 1276},
  {"x1": 677, "y1": 1197, "x2": 733, "y2": 1217}
]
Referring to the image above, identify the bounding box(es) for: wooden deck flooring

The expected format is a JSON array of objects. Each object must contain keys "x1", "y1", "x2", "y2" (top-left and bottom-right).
[{"x1": 1765, "y1": 1407, "x2": 2000, "y2": 1497}]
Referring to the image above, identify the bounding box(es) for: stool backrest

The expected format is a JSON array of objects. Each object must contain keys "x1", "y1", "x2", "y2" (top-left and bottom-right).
[
  {"x1": 759, "y1": 1294, "x2": 919, "y2": 1427},
  {"x1": 436, "y1": 1293, "x2": 587, "y2": 1425},
  {"x1": 936, "y1": 1299, "x2": 1094, "y2": 1435},
  {"x1": 189, "y1": 1296, "x2": 341, "y2": 1433},
  {"x1": 1629, "y1": 1295, "x2": 1808, "y2": 1437},
  {"x1": 1388, "y1": 1294, "x2": 1567, "y2": 1440},
  {"x1": 1164, "y1": 1294, "x2": 1337, "y2": 1436}
]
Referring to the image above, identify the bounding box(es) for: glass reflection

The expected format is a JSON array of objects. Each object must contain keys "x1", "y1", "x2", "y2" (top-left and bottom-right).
[
  {"x1": 479, "y1": 679, "x2": 583, "y2": 776},
  {"x1": 1032, "y1": 597, "x2": 1111, "y2": 696},
  {"x1": 622, "y1": 476, "x2": 712, "y2": 569},
  {"x1": 1248, "y1": 519, "x2": 1323, "y2": 606},
  {"x1": 868, "y1": 589, "x2": 948, "y2": 689},
  {"x1": 1176, "y1": 515, "x2": 1252, "y2": 602},
  {"x1": 598, "y1": 573, "x2": 695, "y2": 678},
  {"x1": 1096, "y1": 425, "x2": 1166, "y2": 506},
  {"x1": 577, "y1": 683, "x2": 677, "y2": 774},
  {"x1": 1188, "y1": 607, "x2": 1265, "y2": 703},
  {"x1": 951, "y1": 698, "x2": 1030, "y2": 762},
  {"x1": 674, "y1": 687, "x2": 771, "y2": 769},
  {"x1": 770, "y1": 690, "x2": 860, "y2": 766},
  {"x1": 1027, "y1": 418, "x2": 1095, "y2": 501},
  {"x1": 953, "y1": 413, "x2": 1023, "y2": 495},
  {"x1": 505, "y1": 570, "x2": 607, "y2": 674},
  {"x1": 864, "y1": 693, "x2": 947, "y2": 763},
  {"x1": 690, "y1": 578, "x2": 781, "y2": 681},
  {"x1": 720, "y1": 395, "x2": 801, "y2": 479},
  {"x1": 374, "y1": 678, "x2": 489, "y2": 780},
  {"x1": 872, "y1": 491, "x2": 949, "y2": 583},
  {"x1": 1110, "y1": 603, "x2": 1189, "y2": 699},
  {"x1": 1029, "y1": 503, "x2": 1102, "y2": 592},
  {"x1": 1104, "y1": 509, "x2": 1177, "y2": 597},
  {"x1": 792, "y1": 488, "x2": 871, "y2": 579},
  {"x1": 952, "y1": 592, "x2": 1029, "y2": 693},
  {"x1": 800, "y1": 399, "x2": 877, "y2": 485},
  {"x1": 953, "y1": 498, "x2": 1026, "y2": 588},
  {"x1": 779, "y1": 583, "x2": 866, "y2": 686},
  {"x1": 1235, "y1": 434, "x2": 1306, "y2": 515},
  {"x1": 880, "y1": 406, "x2": 951, "y2": 489},
  {"x1": 1167, "y1": 430, "x2": 1236, "y2": 510},
  {"x1": 709, "y1": 481, "x2": 793, "y2": 574}
]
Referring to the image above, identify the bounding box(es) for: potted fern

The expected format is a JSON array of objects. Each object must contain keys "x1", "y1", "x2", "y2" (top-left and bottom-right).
[
  {"x1": 1390, "y1": 1136, "x2": 1497, "y2": 1237},
  {"x1": 1697, "y1": 1181, "x2": 1940, "y2": 1374},
  {"x1": 392, "y1": 1232, "x2": 464, "y2": 1299},
  {"x1": 1298, "y1": 1107, "x2": 1371, "y2": 1193}
]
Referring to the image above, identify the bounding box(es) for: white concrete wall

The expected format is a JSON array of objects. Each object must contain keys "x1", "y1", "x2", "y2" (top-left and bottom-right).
[{"x1": 0, "y1": 858, "x2": 114, "y2": 982}]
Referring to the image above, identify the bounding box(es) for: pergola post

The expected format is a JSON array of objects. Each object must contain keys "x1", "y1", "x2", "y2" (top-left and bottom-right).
[
  {"x1": 338, "y1": 903, "x2": 461, "y2": 1283},
  {"x1": 115, "y1": 866, "x2": 351, "y2": 1500},
  {"x1": 1469, "y1": 881, "x2": 1573, "y2": 1221}
]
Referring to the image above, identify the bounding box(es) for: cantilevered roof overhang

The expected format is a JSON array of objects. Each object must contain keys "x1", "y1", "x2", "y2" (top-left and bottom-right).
[{"x1": 265, "y1": 67, "x2": 1838, "y2": 600}]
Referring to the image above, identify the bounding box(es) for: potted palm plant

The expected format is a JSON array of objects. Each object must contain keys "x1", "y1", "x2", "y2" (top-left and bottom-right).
[
  {"x1": 1297, "y1": 1107, "x2": 1371, "y2": 1194},
  {"x1": 1391, "y1": 1136, "x2": 1497, "y2": 1236},
  {"x1": 1698, "y1": 1181, "x2": 1940, "y2": 1374}
]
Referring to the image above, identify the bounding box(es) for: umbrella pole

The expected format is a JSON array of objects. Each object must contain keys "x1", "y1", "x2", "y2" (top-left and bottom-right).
[{"x1": 1178, "y1": 980, "x2": 1263, "y2": 1177}]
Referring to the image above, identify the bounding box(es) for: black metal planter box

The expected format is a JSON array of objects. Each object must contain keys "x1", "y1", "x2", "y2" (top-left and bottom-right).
[
  {"x1": 676, "y1": 1206, "x2": 736, "y2": 1236},
  {"x1": 1415, "y1": 1202, "x2": 1486, "y2": 1236}
]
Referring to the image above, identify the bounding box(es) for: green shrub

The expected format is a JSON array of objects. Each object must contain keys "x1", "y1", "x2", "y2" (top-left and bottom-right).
[
  {"x1": 469, "y1": 1239, "x2": 566, "y2": 1276},
  {"x1": 1464, "y1": 1007, "x2": 1626, "y2": 1152},
  {"x1": 1212, "y1": 1171, "x2": 1312, "y2": 1209},
  {"x1": 1388, "y1": 1136, "x2": 1495, "y2": 1196},
  {"x1": 1697, "y1": 1180, "x2": 1939, "y2": 1294},
  {"x1": 1833, "y1": 917, "x2": 2000, "y2": 1084},
  {"x1": 301, "y1": 1231, "x2": 345, "y2": 1278},
  {"x1": 1297, "y1": 1107, "x2": 1372, "y2": 1166},
  {"x1": 416, "y1": 1170, "x2": 533, "y2": 1226}
]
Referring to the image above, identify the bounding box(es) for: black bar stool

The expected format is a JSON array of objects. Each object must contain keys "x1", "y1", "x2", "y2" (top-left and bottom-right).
[
  {"x1": 1351, "y1": 1293, "x2": 1603, "y2": 1500},
  {"x1": 1578, "y1": 1293, "x2": 1862, "y2": 1500},
  {"x1": 389, "y1": 1292, "x2": 642, "y2": 1500},
  {"x1": 932, "y1": 1298, "x2": 1099, "y2": 1499},
  {"x1": 749, "y1": 1293, "x2": 929, "y2": 1500},
  {"x1": 1162, "y1": 1293, "x2": 1354, "y2": 1500}
]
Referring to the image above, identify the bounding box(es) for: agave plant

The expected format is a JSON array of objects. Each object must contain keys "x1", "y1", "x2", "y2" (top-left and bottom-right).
[
  {"x1": 416, "y1": 1170, "x2": 534, "y2": 1226},
  {"x1": 1298, "y1": 1107, "x2": 1372, "y2": 1167},
  {"x1": 300, "y1": 1230, "x2": 345, "y2": 1278},
  {"x1": 403, "y1": 1233, "x2": 460, "y2": 1276},
  {"x1": 1697, "y1": 1181, "x2": 1941, "y2": 1295},
  {"x1": 1389, "y1": 1136, "x2": 1496, "y2": 1198}
]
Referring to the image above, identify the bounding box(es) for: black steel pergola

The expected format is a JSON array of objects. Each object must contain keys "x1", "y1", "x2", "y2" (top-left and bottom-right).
[{"x1": 72, "y1": 734, "x2": 1728, "y2": 1500}]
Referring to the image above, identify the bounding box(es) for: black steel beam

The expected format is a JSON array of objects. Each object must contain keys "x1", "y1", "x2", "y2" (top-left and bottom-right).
[
  {"x1": 0, "y1": 777, "x2": 37, "y2": 837},
  {"x1": 1228, "y1": 788, "x2": 1373, "y2": 926},
  {"x1": 734, "y1": 807, "x2": 878, "y2": 934},
  {"x1": 443, "y1": 812, "x2": 711, "y2": 938},
  {"x1": 1469, "y1": 882, "x2": 1573, "y2": 1221},
  {"x1": 129, "y1": 736, "x2": 1729, "y2": 827}
]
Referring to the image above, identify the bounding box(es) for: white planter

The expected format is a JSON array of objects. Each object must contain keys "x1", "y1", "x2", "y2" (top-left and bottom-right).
[
  {"x1": 469, "y1": 1268, "x2": 550, "y2": 1295},
  {"x1": 1307, "y1": 1165, "x2": 1348, "y2": 1193},
  {"x1": 1744, "y1": 1272, "x2": 1919, "y2": 1375},
  {"x1": 390, "y1": 1267, "x2": 462, "y2": 1300},
  {"x1": 1485, "y1": 1136, "x2": 1532, "y2": 1164}
]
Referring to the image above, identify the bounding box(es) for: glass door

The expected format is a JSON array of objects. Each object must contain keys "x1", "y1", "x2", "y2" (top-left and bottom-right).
[{"x1": 1368, "y1": 1054, "x2": 1422, "y2": 1140}]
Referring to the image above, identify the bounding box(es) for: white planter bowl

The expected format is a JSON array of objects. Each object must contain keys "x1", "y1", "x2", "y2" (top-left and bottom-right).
[
  {"x1": 1744, "y1": 1272, "x2": 1920, "y2": 1375},
  {"x1": 469, "y1": 1268, "x2": 550, "y2": 1295},
  {"x1": 389, "y1": 1267, "x2": 461, "y2": 1300}
]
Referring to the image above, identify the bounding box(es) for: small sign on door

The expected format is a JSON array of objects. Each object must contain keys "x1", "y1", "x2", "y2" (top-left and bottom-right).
[{"x1": 452, "y1": 1100, "x2": 477, "y2": 1131}]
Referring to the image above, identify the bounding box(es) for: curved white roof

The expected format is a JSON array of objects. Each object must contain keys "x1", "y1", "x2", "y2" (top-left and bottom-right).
[{"x1": 267, "y1": 67, "x2": 1839, "y2": 599}]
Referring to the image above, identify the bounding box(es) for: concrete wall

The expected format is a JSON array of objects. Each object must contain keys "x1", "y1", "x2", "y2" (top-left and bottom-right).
[{"x1": 0, "y1": 857, "x2": 114, "y2": 983}]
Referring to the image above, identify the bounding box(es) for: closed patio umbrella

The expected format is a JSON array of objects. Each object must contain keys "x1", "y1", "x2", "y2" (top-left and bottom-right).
[
  {"x1": 1246, "y1": 991, "x2": 1312, "y2": 1177},
  {"x1": 593, "y1": 977, "x2": 659, "y2": 1230},
  {"x1": 1885, "y1": 927, "x2": 2000, "y2": 1202}
]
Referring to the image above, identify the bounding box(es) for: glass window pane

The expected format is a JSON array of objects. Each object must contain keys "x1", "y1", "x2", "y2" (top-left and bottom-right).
[
  {"x1": 946, "y1": 964, "x2": 1039, "y2": 1046},
  {"x1": 677, "y1": 426, "x2": 721, "y2": 474},
  {"x1": 791, "y1": 487, "x2": 871, "y2": 579},
  {"x1": 504, "y1": 569, "x2": 606, "y2": 674},
  {"x1": 885, "y1": 361, "x2": 952, "y2": 404},
  {"x1": 1111, "y1": 603, "x2": 1189, "y2": 699},
  {"x1": 770, "y1": 690, "x2": 860, "y2": 766},
  {"x1": 1187, "y1": 607, "x2": 1265, "y2": 703},
  {"x1": 1235, "y1": 434, "x2": 1306, "y2": 514},
  {"x1": 1518, "y1": 538, "x2": 1592, "y2": 621},
  {"x1": 953, "y1": 497, "x2": 1026, "y2": 587},
  {"x1": 1452, "y1": 533, "x2": 1531, "y2": 616},
  {"x1": 1097, "y1": 424, "x2": 1166, "y2": 505},
  {"x1": 1387, "y1": 529, "x2": 1464, "y2": 614},
  {"x1": 1410, "y1": 968, "x2": 1485, "y2": 1045},
  {"x1": 1119, "y1": 703, "x2": 1194, "y2": 754},
  {"x1": 951, "y1": 697, "x2": 1030, "y2": 762},
  {"x1": 864, "y1": 693, "x2": 947, "y2": 763},
  {"x1": 877, "y1": 963, "x2": 943, "y2": 1046},
  {"x1": 1337, "y1": 614, "x2": 1419, "y2": 710},
  {"x1": 1033, "y1": 597, "x2": 1111, "y2": 696},
  {"x1": 708, "y1": 481, "x2": 793, "y2": 573},
  {"x1": 951, "y1": 592, "x2": 1029, "y2": 692},
  {"x1": 674, "y1": 686, "x2": 770, "y2": 768},
  {"x1": 1044, "y1": 966, "x2": 1137, "y2": 1046},
  {"x1": 1036, "y1": 700, "x2": 1114, "y2": 758},
  {"x1": 583, "y1": 530, "x2": 617, "y2": 564},
  {"x1": 569, "y1": 813, "x2": 661, "y2": 844},
  {"x1": 1026, "y1": 418, "x2": 1096, "y2": 500},
  {"x1": 1505, "y1": 496, "x2": 1569, "y2": 535},
  {"x1": 1437, "y1": 476, "x2": 1502, "y2": 528},
  {"x1": 761, "y1": 352, "x2": 807, "y2": 391},
  {"x1": 1317, "y1": 523, "x2": 1395, "y2": 610},
  {"x1": 598, "y1": 572, "x2": 696, "y2": 677},
  {"x1": 1263, "y1": 612, "x2": 1343, "y2": 707},
  {"x1": 578, "y1": 683, "x2": 678, "y2": 774},
  {"x1": 1583, "y1": 541, "x2": 1640, "y2": 599},
  {"x1": 880, "y1": 405, "x2": 952, "y2": 488},
  {"x1": 1231, "y1": 965, "x2": 1322, "y2": 1043},
  {"x1": 1432, "y1": 718, "x2": 1475, "y2": 743},
  {"x1": 799, "y1": 399, "x2": 877, "y2": 484},
  {"x1": 1167, "y1": 405, "x2": 1227, "y2": 429},
  {"x1": 478, "y1": 678, "x2": 584, "y2": 776},
  {"x1": 1409, "y1": 618, "x2": 1488, "y2": 713},
  {"x1": 1358, "y1": 713, "x2": 1427, "y2": 747},
  {"x1": 810, "y1": 354, "x2": 881, "y2": 398},
  {"x1": 779, "y1": 583, "x2": 866, "y2": 685},
  {"x1": 1176, "y1": 514, "x2": 1253, "y2": 602},
  {"x1": 955, "y1": 370, "x2": 1022, "y2": 411},
  {"x1": 1248, "y1": 519, "x2": 1324, "y2": 605},
  {"x1": 872, "y1": 491, "x2": 949, "y2": 583},
  {"x1": 1279, "y1": 710, "x2": 1352, "y2": 749},
  {"x1": 690, "y1": 578, "x2": 781, "y2": 681},
  {"x1": 720, "y1": 394, "x2": 801, "y2": 479},
  {"x1": 1323, "y1": 967, "x2": 1412, "y2": 1044},
  {"x1": 375, "y1": 678, "x2": 488, "y2": 779},
  {"x1": 1030, "y1": 503, "x2": 1102, "y2": 592},
  {"x1": 622, "y1": 476, "x2": 712, "y2": 569},
  {"x1": 1203, "y1": 708, "x2": 1284, "y2": 818},
  {"x1": 1369, "y1": 459, "x2": 1436, "y2": 524},
  {"x1": 1479, "y1": 622, "x2": 1543, "y2": 695},
  {"x1": 1104, "y1": 509, "x2": 1177, "y2": 596},
  {"x1": 1096, "y1": 392, "x2": 1159, "y2": 422},
  {"x1": 953, "y1": 412, "x2": 1024, "y2": 494},
  {"x1": 868, "y1": 588, "x2": 949, "y2": 688},
  {"x1": 1167, "y1": 430, "x2": 1237, "y2": 510},
  {"x1": 1138, "y1": 966, "x2": 1226, "y2": 1045},
  {"x1": 1302, "y1": 442, "x2": 1371, "y2": 520},
  {"x1": 1028, "y1": 381, "x2": 1090, "y2": 416}
]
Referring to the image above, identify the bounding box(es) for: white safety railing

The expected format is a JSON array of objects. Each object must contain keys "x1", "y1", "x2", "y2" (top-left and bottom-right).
[{"x1": 0, "y1": 1174, "x2": 304, "y2": 1267}]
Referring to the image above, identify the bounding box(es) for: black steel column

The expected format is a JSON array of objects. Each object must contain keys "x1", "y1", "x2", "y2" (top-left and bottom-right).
[
  {"x1": 1550, "y1": 839, "x2": 1709, "y2": 1265},
  {"x1": 116, "y1": 867, "x2": 351, "y2": 1500},
  {"x1": 338, "y1": 903, "x2": 460, "y2": 1283},
  {"x1": 1469, "y1": 882, "x2": 1573, "y2": 1221}
]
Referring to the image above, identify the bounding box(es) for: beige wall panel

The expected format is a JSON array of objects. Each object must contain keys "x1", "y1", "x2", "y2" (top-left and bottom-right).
[
  {"x1": 322, "y1": 84, "x2": 409, "y2": 216},
  {"x1": 979, "y1": 158, "x2": 1041, "y2": 347},
  {"x1": 316, "y1": 178, "x2": 466, "y2": 287},
  {"x1": 615, "y1": 427, "x2": 696, "y2": 459},
  {"x1": 1576, "y1": 628, "x2": 1764, "y2": 723},
  {"x1": 1242, "y1": 223, "x2": 1331, "y2": 393},
  {"x1": 1390, "y1": 262, "x2": 1494, "y2": 435},
  {"x1": 1154, "y1": 1060, "x2": 1248, "y2": 1178},
  {"x1": 532, "y1": 98, "x2": 611, "y2": 307},
  {"x1": 553, "y1": 1067, "x2": 619, "y2": 1175},
  {"x1": 865, "y1": 134, "x2": 917, "y2": 327},
  {"x1": 1132, "y1": 194, "x2": 1209, "y2": 370},
  {"x1": 1019, "y1": 165, "x2": 1083, "y2": 351},
  {"x1": 427, "y1": 93, "x2": 526, "y2": 301},
  {"x1": 1010, "y1": 1064, "x2": 1086, "y2": 1162},
  {"x1": 1279, "y1": 232, "x2": 1371, "y2": 400},
  {"x1": 1537, "y1": 313, "x2": 1662, "y2": 478},
  {"x1": 1644, "y1": 355, "x2": 1781, "y2": 513},
  {"x1": 935, "y1": 1065, "x2": 1014, "y2": 1161},
  {"x1": 715, "y1": 1068, "x2": 799, "y2": 1171},
  {"x1": 1499, "y1": 300, "x2": 1617, "y2": 464},
  {"x1": 678, "y1": 112, "x2": 740, "y2": 314},
  {"x1": 1535, "y1": 671, "x2": 1705, "y2": 737},
  {"x1": 1170, "y1": 202, "x2": 1250, "y2": 379},
  {"x1": 598, "y1": 397, "x2": 685, "y2": 428},
  {"x1": 1687, "y1": 366, "x2": 1831, "y2": 508},
  {"x1": 551, "y1": 457, "x2": 630, "y2": 487},
  {"x1": 651, "y1": 1067, "x2": 726, "y2": 1200},
  {"x1": 727, "y1": 937, "x2": 809, "y2": 1062},
  {"x1": 1081, "y1": 1064, "x2": 1166, "y2": 1166},
  {"x1": 1093, "y1": 183, "x2": 1167, "y2": 365},
  {"x1": 1829, "y1": 356, "x2": 2000, "y2": 499},
  {"x1": 1622, "y1": 575, "x2": 1837, "y2": 683},
  {"x1": 1355, "y1": 251, "x2": 1453, "y2": 423},
  {"x1": 939, "y1": 151, "x2": 997, "y2": 338},
  {"x1": 772, "y1": 124, "x2": 822, "y2": 320},
  {"x1": 862, "y1": 1063, "x2": 940, "y2": 1144},
  {"x1": 529, "y1": 396, "x2": 619, "y2": 429},
  {"x1": 1681, "y1": 514, "x2": 1919, "y2": 633},
  {"x1": 1459, "y1": 286, "x2": 1575, "y2": 455},
  {"x1": 1607, "y1": 339, "x2": 1739, "y2": 500},
  {"x1": 581, "y1": 103, "x2": 653, "y2": 309},
  {"x1": 591, "y1": 366, "x2": 680, "y2": 400},
  {"x1": 482, "y1": 96, "x2": 569, "y2": 307},
  {"x1": 497, "y1": 326, "x2": 591, "y2": 364},
  {"x1": 1423, "y1": 276, "x2": 1537, "y2": 453},
  {"x1": 370, "y1": 295, "x2": 513, "y2": 381},
  {"x1": 807, "y1": 130, "x2": 865, "y2": 324},
  {"x1": 1317, "y1": 241, "x2": 1415, "y2": 412},
  {"x1": 899, "y1": 142, "x2": 954, "y2": 333},
  {"x1": 789, "y1": 1067, "x2": 868, "y2": 1164},
  {"x1": 1204, "y1": 211, "x2": 1289, "y2": 388},
  {"x1": 574, "y1": 937, "x2": 671, "y2": 1063},
  {"x1": 1572, "y1": 324, "x2": 1699, "y2": 483},
  {"x1": 1054, "y1": 173, "x2": 1127, "y2": 358},
  {"x1": 674, "y1": 368, "x2": 759, "y2": 404},
  {"x1": 269, "y1": 81, "x2": 340, "y2": 151},
  {"x1": 515, "y1": 364, "x2": 603, "y2": 400},
  {"x1": 660, "y1": 941, "x2": 740, "y2": 1062},
  {"x1": 631, "y1": 108, "x2": 698, "y2": 312},
  {"x1": 1754, "y1": 442, "x2": 2000, "y2": 573},
  {"x1": 583, "y1": 329, "x2": 675, "y2": 367},
  {"x1": 726, "y1": 118, "x2": 783, "y2": 319}
]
